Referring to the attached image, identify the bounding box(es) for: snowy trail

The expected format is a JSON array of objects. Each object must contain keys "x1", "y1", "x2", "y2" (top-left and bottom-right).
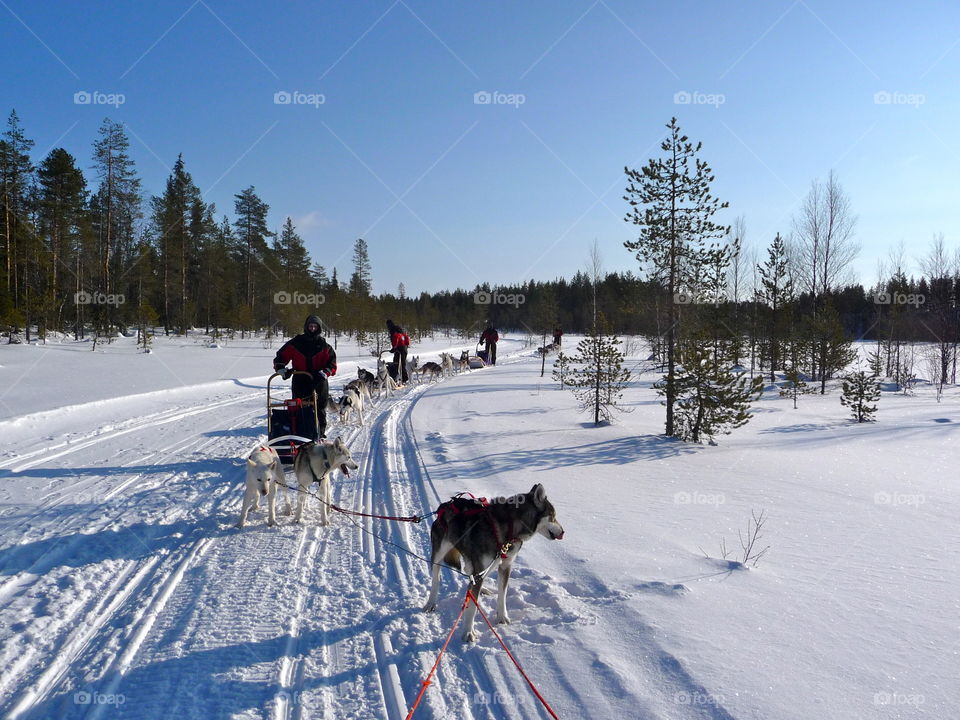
[{"x1": 1, "y1": 348, "x2": 738, "y2": 719}]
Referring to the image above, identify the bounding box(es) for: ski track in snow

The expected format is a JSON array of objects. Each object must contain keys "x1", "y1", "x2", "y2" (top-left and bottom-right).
[{"x1": 1, "y1": 352, "x2": 736, "y2": 719}]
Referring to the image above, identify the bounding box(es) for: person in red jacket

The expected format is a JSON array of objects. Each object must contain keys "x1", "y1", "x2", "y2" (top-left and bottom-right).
[
  {"x1": 480, "y1": 324, "x2": 499, "y2": 365},
  {"x1": 273, "y1": 315, "x2": 337, "y2": 436},
  {"x1": 386, "y1": 319, "x2": 410, "y2": 383}
]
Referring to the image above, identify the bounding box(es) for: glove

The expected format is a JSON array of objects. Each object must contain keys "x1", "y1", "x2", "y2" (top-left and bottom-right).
[{"x1": 281, "y1": 368, "x2": 293, "y2": 380}]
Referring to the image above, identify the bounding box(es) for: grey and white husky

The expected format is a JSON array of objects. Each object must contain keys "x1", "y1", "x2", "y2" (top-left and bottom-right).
[
  {"x1": 292, "y1": 438, "x2": 359, "y2": 525},
  {"x1": 422, "y1": 483, "x2": 564, "y2": 642}
]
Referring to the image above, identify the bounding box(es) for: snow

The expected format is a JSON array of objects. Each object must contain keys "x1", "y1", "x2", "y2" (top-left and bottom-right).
[{"x1": 0, "y1": 333, "x2": 956, "y2": 719}]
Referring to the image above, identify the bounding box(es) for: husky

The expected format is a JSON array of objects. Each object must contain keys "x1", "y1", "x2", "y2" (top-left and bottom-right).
[
  {"x1": 292, "y1": 438, "x2": 359, "y2": 525},
  {"x1": 422, "y1": 484, "x2": 564, "y2": 642},
  {"x1": 324, "y1": 395, "x2": 340, "y2": 416},
  {"x1": 440, "y1": 352, "x2": 455, "y2": 377},
  {"x1": 337, "y1": 387, "x2": 364, "y2": 426},
  {"x1": 345, "y1": 377, "x2": 371, "y2": 401},
  {"x1": 537, "y1": 342, "x2": 558, "y2": 356},
  {"x1": 419, "y1": 361, "x2": 442, "y2": 382},
  {"x1": 376, "y1": 358, "x2": 398, "y2": 397},
  {"x1": 405, "y1": 355, "x2": 419, "y2": 385},
  {"x1": 456, "y1": 350, "x2": 469, "y2": 372},
  {"x1": 356, "y1": 367, "x2": 378, "y2": 397},
  {"x1": 236, "y1": 445, "x2": 287, "y2": 528}
]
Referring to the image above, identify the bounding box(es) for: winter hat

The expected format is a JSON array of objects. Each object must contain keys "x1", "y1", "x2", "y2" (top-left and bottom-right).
[{"x1": 304, "y1": 315, "x2": 322, "y2": 335}]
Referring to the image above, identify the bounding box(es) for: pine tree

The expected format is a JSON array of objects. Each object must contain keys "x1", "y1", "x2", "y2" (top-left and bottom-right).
[
  {"x1": 233, "y1": 185, "x2": 273, "y2": 322},
  {"x1": 667, "y1": 341, "x2": 763, "y2": 444},
  {"x1": 779, "y1": 366, "x2": 814, "y2": 409},
  {"x1": 564, "y1": 314, "x2": 631, "y2": 425},
  {"x1": 840, "y1": 362, "x2": 880, "y2": 422},
  {"x1": 756, "y1": 232, "x2": 794, "y2": 382},
  {"x1": 91, "y1": 118, "x2": 141, "y2": 331},
  {"x1": 349, "y1": 238, "x2": 372, "y2": 295},
  {"x1": 274, "y1": 217, "x2": 311, "y2": 284},
  {"x1": 552, "y1": 351, "x2": 571, "y2": 387},
  {"x1": 0, "y1": 110, "x2": 35, "y2": 329},
  {"x1": 809, "y1": 301, "x2": 856, "y2": 393},
  {"x1": 624, "y1": 118, "x2": 729, "y2": 438},
  {"x1": 310, "y1": 263, "x2": 329, "y2": 292}
]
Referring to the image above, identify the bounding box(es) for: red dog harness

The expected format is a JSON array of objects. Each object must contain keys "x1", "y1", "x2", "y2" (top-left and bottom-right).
[{"x1": 435, "y1": 493, "x2": 519, "y2": 558}]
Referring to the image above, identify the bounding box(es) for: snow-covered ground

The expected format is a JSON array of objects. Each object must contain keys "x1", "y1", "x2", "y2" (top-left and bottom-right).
[{"x1": 0, "y1": 333, "x2": 956, "y2": 719}]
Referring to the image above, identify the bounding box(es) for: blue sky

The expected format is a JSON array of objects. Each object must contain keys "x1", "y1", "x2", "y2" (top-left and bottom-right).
[{"x1": 2, "y1": 0, "x2": 959, "y2": 294}]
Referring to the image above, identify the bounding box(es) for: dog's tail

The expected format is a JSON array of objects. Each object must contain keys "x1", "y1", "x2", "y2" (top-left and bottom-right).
[{"x1": 443, "y1": 548, "x2": 462, "y2": 570}]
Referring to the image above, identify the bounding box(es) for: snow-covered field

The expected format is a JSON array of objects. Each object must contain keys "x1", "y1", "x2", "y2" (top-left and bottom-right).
[{"x1": 0, "y1": 333, "x2": 956, "y2": 719}]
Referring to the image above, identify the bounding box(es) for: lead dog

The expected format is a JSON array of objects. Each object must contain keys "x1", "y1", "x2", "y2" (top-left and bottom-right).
[
  {"x1": 292, "y1": 438, "x2": 359, "y2": 525},
  {"x1": 236, "y1": 445, "x2": 286, "y2": 528},
  {"x1": 422, "y1": 483, "x2": 564, "y2": 642}
]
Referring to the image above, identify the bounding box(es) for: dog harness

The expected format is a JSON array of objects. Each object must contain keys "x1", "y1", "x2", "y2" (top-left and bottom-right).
[{"x1": 435, "y1": 493, "x2": 519, "y2": 558}]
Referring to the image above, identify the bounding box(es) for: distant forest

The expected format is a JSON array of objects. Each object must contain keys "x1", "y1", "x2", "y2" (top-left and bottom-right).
[{"x1": 1, "y1": 109, "x2": 958, "y2": 386}]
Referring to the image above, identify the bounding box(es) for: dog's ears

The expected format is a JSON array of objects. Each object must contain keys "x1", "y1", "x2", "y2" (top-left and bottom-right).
[
  {"x1": 247, "y1": 458, "x2": 257, "y2": 467},
  {"x1": 530, "y1": 483, "x2": 547, "y2": 508}
]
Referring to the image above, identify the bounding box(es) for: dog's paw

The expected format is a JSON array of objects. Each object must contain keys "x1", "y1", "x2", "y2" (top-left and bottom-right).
[
  {"x1": 422, "y1": 601, "x2": 437, "y2": 613},
  {"x1": 462, "y1": 628, "x2": 480, "y2": 643},
  {"x1": 267, "y1": 519, "x2": 276, "y2": 527},
  {"x1": 234, "y1": 522, "x2": 244, "y2": 529},
  {"x1": 496, "y1": 613, "x2": 511, "y2": 625}
]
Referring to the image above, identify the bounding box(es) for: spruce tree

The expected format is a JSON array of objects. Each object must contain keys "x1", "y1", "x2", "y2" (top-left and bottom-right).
[
  {"x1": 233, "y1": 186, "x2": 273, "y2": 320},
  {"x1": 564, "y1": 314, "x2": 631, "y2": 425},
  {"x1": 624, "y1": 118, "x2": 729, "y2": 437},
  {"x1": 840, "y1": 362, "x2": 880, "y2": 422},
  {"x1": 667, "y1": 341, "x2": 763, "y2": 444},
  {"x1": 756, "y1": 232, "x2": 794, "y2": 382},
  {"x1": 0, "y1": 110, "x2": 35, "y2": 329}
]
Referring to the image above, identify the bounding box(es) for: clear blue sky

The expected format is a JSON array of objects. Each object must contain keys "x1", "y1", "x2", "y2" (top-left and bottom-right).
[{"x1": 3, "y1": 0, "x2": 958, "y2": 294}]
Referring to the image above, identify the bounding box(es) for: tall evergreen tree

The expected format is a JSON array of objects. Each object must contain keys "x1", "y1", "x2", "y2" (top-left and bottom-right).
[
  {"x1": 624, "y1": 117, "x2": 729, "y2": 437},
  {"x1": 349, "y1": 237, "x2": 372, "y2": 296},
  {"x1": 0, "y1": 110, "x2": 34, "y2": 328},
  {"x1": 233, "y1": 185, "x2": 273, "y2": 321},
  {"x1": 756, "y1": 232, "x2": 794, "y2": 381},
  {"x1": 274, "y1": 217, "x2": 311, "y2": 284}
]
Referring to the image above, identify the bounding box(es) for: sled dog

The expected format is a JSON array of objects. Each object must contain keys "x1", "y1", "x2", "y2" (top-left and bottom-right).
[
  {"x1": 422, "y1": 483, "x2": 564, "y2": 642},
  {"x1": 456, "y1": 350, "x2": 469, "y2": 372},
  {"x1": 419, "y1": 361, "x2": 442, "y2": 382},
  {"x1": 440, "y1": 352, "x2": 454, "y2": 377},
  {"x1": 345, "y1": 377, "x2": 371, "y2": 401},
  {"x1": 405, "y1": 355, "x2": 419, "y2": 385},
  {"x1": 292, "y1": 438, "x2": 359, "y2": 525},
  {"x1": 537, "y1": 342, "x2": 558, "y2": 356},
  {"x1": 236, "y1": 445, "x2": 287, "y2": 528},
  {"x1": 356, "y1": 367, "x2": 378, "y2": 397},
  {"x1": 337, "y1": 387, "x2": 364, "y2": 426},
  {"x1": 376, "y1": 358, "x2": 398, "y2": 397}
]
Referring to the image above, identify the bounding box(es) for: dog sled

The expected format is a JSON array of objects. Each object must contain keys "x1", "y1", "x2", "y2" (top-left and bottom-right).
[
  {"x1": 468, "y1": 341, "x2": 487, "y2": 369},
  {"x1": 266, "y1": 370, "x2": 321, "y2": 465}
]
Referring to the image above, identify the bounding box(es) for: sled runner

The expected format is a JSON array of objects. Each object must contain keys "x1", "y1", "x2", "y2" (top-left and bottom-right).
[{"x1": 266, "y1": 370, "x2": 321, "y2": 465}]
